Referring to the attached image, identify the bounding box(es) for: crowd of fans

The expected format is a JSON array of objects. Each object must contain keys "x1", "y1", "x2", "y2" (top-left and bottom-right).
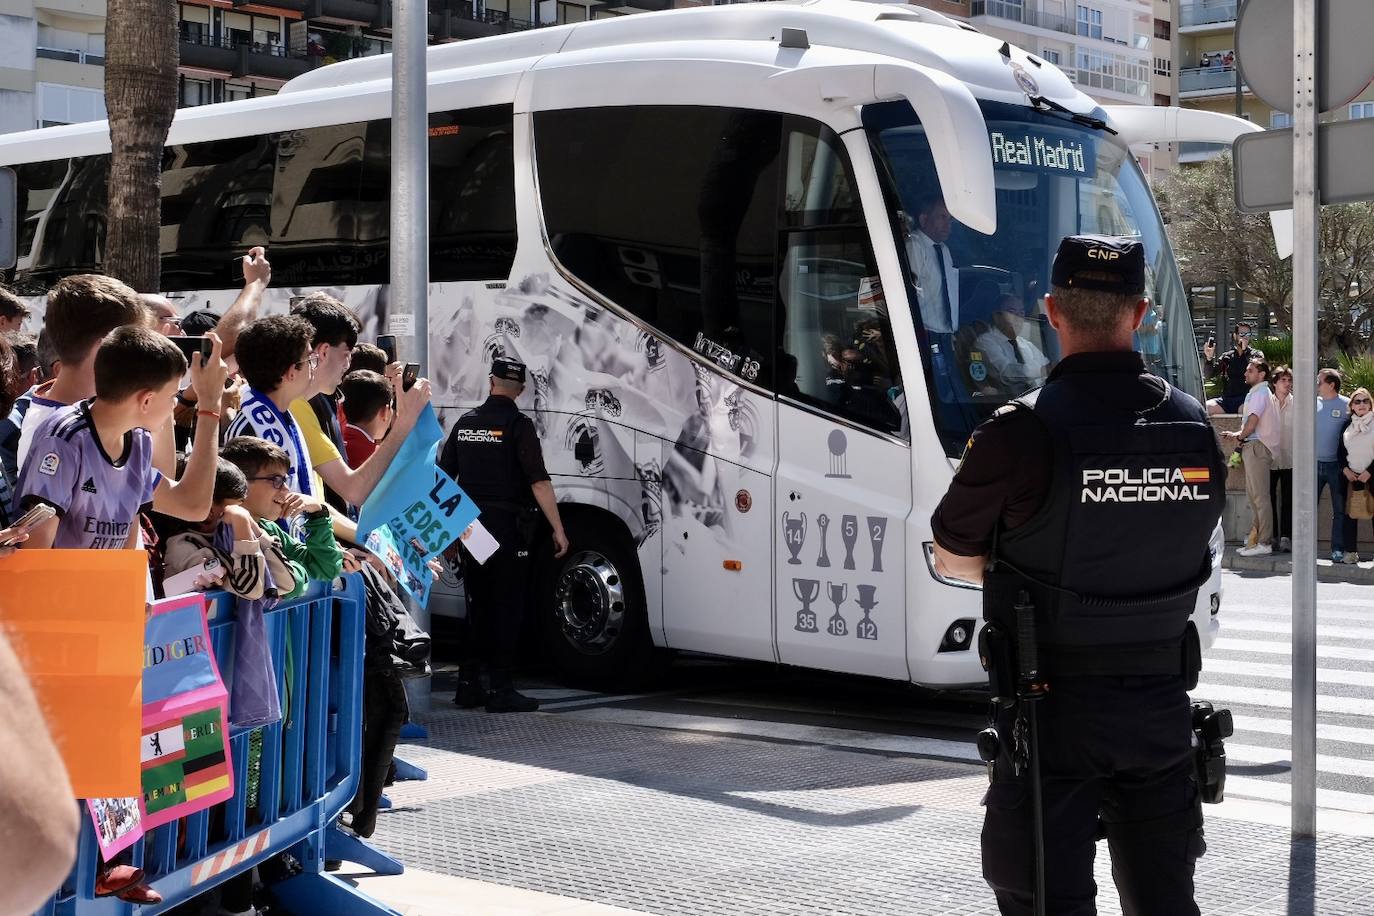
[
  {"x1": 1207, "y1": 333, "x2": 1374, "y2": 563},
  {"x1": 0, "y1": 249, "x2": 438, "y2": 910}
]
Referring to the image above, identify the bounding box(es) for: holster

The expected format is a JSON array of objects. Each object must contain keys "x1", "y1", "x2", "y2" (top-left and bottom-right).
[{"x1": 979, "y1": 623, "x2": 1017, "y2": 709}]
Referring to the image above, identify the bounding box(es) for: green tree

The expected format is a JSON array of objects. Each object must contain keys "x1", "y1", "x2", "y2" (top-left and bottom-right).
[
  {"x1": 1158, "y1": 153, "x2": 1374, "y2": 358},
  {"x1": 103, "y1": 0, "x2": 179, "y2": 292}
]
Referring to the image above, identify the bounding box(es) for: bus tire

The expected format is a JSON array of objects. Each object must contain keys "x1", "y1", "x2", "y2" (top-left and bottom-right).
[{"x1": 542, "y1": 515, "x2": 657, "y2": 688}]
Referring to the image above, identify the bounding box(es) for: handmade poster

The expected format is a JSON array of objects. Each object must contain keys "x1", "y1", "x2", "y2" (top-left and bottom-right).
[
  {"x1": 358, "y1": 404, "x2": 481, "y2": 604},
  {"x1": 364, "y1": 524, "x2": 432, "y2": 605},
  {"x1": 137, "y1": 594, "x2": 234, "y2": 832},
  {"x1": 86, "y1": 796, "x2": 142, "y2": 859},
  {"x1": 0, "y1": 550, "x2": 146, "y2": 797}
]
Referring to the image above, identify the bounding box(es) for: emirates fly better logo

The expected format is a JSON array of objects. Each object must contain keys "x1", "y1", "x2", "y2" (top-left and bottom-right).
[{"x1": 1081, "y1": 467, "x2": 1212, "y2": 503}]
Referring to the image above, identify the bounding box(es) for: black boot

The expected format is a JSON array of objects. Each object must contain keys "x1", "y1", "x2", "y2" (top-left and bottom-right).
[
  {"x1": 453, "y1": 665, "x2": 486, "y2": 709},
  {"x1": 485, "y1": 686, "x2": 540, "y2": 713},
  {"x1": 484, "y1": 670, "x2": 539, "y2": 713}
]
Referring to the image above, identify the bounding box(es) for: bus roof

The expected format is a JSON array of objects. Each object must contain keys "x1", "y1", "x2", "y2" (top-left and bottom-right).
[
  {"x1": 279, "y1": 0, "x2": 975, "y2": 95},
  {"x1": 0, "y1": 0, "x2": 1098, "y2": 164}
]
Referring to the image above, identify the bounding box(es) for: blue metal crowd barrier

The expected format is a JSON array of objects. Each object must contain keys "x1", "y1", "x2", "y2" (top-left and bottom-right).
[{"x1": 37, "y1": 573, "x2": 404, "y2": 916}]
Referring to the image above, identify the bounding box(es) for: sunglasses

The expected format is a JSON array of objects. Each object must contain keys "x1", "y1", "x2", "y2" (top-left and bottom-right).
[
  {"x1": 295, "y1": 354, "x2": 320, "y2": 371},
  {"x1": 250, "y1": 474, "x2": 290, "y2": 489},
  {"x1": 1353, "y1": 399, "x2": 1372, "y2": 406}
]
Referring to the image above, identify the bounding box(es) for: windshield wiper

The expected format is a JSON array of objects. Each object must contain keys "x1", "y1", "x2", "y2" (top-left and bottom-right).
[{"x1": 1029, "y1": 95, "x2": 1118, "y2": 135}]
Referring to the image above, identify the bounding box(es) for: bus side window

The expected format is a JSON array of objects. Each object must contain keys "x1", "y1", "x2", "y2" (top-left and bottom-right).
[
  {"x1": 161, "y1": 135, "x2": 274, "y2": 290},
  {"x1": 355, "y1": 105, "x2": 518, "y2": 284},
  {"x1": 534, "y1": 105, "x2": 781, "y2": 390},
  {"x1": 776, "y1": 121, "x2": 903, "y2": 438}
]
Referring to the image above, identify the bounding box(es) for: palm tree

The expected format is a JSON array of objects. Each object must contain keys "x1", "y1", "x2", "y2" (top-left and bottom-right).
[{"x1": 103, "y1": 0, "x2": 178, "y2": 293}]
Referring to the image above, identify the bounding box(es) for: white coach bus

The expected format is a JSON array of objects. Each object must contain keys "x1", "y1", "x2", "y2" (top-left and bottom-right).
[{"x1": 0, "y1": 0, "x2": 1274, "y2": 687}]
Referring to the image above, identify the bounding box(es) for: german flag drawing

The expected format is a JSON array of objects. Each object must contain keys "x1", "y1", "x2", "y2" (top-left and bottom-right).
[{"x1": 140, "y1": 706, "x2": 233, "y2": 824}]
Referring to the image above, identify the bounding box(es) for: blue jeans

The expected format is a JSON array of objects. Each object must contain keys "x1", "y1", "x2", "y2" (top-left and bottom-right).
[{"x1": 1318, "y1": 461, "x2": 1350, "y2": 552}]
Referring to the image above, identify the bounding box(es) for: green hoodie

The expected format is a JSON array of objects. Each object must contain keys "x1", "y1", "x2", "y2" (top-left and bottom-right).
[{"x1": 257, "y1": 513, "x2": 343, "y2": 600}]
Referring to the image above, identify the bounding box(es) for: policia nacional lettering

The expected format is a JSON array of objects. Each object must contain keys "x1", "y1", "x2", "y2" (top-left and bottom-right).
[{"x1": 1080, "y1": 466, "x2": 1212, "y2": 503}]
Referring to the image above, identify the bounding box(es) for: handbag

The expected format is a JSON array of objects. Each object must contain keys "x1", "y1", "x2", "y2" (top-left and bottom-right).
[{"x1": 1348, "y1": 481, "x2": 1374, "y2": 520}]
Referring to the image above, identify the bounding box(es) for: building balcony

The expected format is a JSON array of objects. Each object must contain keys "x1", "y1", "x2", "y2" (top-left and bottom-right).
[
  {"x1": 1179, "y1": 1, "x2": 1237, "y2": 32},
  {"x1": 304, "y1": 0, "x2": 387, "y2": 26},
  {"x1": 434, "y1": 5, "x2": 534, "y2": 39},
  {"x1": 595, "y1": 0, "x2": 674, "y2": 12},
  {"x1": 970, "y1": 0, "x2": 1076, "y2": 38},
  {"x1": 1179, "y1": 65, "x2": 1246, "y2": 96},
  {"x1": 179, "y1": 29, "x2": 312, "y2": 81},
  {"x1": 36, "y1": 46, "x2": 104, "y2": 66},
  {"x1": 1178, "y1": 141, "x2": 1228, "y2": 163}
]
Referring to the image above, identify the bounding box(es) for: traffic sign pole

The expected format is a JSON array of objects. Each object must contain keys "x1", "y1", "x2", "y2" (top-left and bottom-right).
[
  {"x1": 391, "y1": 0, "x2": 431, "y2": 713},
  {"x1": 1290, "y1": 0, "x2": 1318, "y2": 841}
]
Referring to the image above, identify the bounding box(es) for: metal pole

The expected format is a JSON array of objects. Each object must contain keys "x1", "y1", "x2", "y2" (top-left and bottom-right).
[
  {"x1": 1290, "y1": 0, "x2": 1318, "y2": 840},
  {"x1": 391, "y1": 0, "x2": 429, "y2": 376},
  {"x1": 391, "y1": 0, "x2": 431, "y2": 712}
]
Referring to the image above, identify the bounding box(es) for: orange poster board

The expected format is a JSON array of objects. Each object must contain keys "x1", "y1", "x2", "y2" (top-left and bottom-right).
[{"x1": 0, "y1": 550, "x2": 146, "y2": 797}]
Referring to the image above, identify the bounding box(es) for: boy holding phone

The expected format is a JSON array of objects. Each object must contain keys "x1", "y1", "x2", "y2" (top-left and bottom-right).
[{"x1": 17, "y1": 327, "x2": 230, "y2": 551}]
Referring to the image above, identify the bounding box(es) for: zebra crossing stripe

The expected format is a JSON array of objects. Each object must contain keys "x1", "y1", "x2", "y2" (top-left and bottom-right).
[
  {"x1": 1224, "y1": 743, "x2": 1374, "y2": 781},
  {"x1": 1192, "y1": 682, "x2": 1374, "y2": 717},
  {"x1": 1201, "y1": 657, "x2": 1374, "y2": 688},
  {"x1": 1225, "y1": 776, "x2": 1374, "y2": 815},
  {"x1": 190, "y1": 828, "x2": 272, "y2": 886},
  {"x1": 1217, "y1": 619, "x2": 1366, "y2": 640},
  {"x1": 1211, "y1": 637, "x2": 1374, "y2": 663},
  {"x1": 1231, "y1": 715, "x2": 1374, "y2": 748}
]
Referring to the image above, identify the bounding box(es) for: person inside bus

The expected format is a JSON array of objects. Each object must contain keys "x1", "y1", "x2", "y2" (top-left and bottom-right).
[
  {"x1": 905, "y1": 193, "x2": 961, "y2": 340},
  {"x1": 973, "y1": 295, "x2": 1051, "y2": 395}
]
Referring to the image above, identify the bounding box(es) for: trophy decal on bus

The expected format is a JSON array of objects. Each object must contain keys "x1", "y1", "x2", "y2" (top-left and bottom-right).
[
  {"x1": 855, "y1": 584, "x2": 879, "y2": 641},
  {"x1": 825, "y1": 429, "x2": 851, "y2": 479},
  {"x1": 841, "y1": 514, "x2": 859, "y2": 570},
  {"x1": 793, "y1": 578, "x2": 820, "y2": 633},
  {"x1": 782, "y1": 511, "x2": 807, "y2": 566},
  {"x1": 816, "y1": 513, "x2": 832, "y2": 567},
  {"x1": 867, "y1": 516, "x2": 888, "y2": 573},
  {"x1": 826, "y1": 581, "x2": 849, "y2": 637}
]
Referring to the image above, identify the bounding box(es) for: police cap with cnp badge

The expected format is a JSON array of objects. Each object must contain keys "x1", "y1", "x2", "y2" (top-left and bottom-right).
[
  {"x1": 1051, "y1": 234, "x2": 1146, "y2": 296},
  {"x1": 491, "y1": 357, "x2": 527, "y2": 384}
]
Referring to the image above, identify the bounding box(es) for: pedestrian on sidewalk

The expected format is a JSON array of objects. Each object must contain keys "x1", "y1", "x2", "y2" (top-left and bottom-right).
[
  {"x1": 1269, "y1": 366, "x2": 1293, "y2": 552},
  {"x1": 1340, "y1": 387, "x2": 1374, "y2": 564},
  {"x1": 1222, "y1": 358, "x2": 1279, "y2": 557},
  {"x1": 1317, "y1": 368, "x2": 1352, "y2": 562}
]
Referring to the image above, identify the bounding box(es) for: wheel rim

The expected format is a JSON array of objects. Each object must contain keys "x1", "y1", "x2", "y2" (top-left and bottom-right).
[{"x1": 554, "y1": 549, "x2": 626, "y2": 656}]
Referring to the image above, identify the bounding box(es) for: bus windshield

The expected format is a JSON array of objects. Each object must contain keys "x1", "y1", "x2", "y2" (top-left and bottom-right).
[{"x1": 865, "y1": 99, "x2": 1201, "y2": 457}]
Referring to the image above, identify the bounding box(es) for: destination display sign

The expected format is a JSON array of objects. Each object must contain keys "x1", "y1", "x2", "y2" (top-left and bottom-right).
[{"x1": 988, "y1": 127, "x2": 1095, "y2": 178}]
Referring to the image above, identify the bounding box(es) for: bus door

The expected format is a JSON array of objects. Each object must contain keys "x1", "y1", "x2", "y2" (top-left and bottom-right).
[{"x1": 772, "y1": 120, "x2": 912, "y2": 680}]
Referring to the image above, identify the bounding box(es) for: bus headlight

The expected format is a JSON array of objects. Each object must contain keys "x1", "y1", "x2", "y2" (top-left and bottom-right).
[{"x1": 922, "y1": 542, "x2": 982, "y2": 591}]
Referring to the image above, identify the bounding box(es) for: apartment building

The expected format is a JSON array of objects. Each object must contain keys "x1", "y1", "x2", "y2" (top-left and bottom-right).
[
  {"x1": 0, "y1": 0, "x2": 674, "y2": 135},
  {"x1": 1177, "y1": 0, "x2": 1374, "y2": 162}
]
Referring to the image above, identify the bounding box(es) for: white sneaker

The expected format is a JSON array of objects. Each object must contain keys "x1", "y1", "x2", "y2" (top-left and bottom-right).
[
  {"x1": 1279, "y1": 537, "x2": 1292, "y2": 552},
  {"x1": 1237, "y1": 544, "x2": 1273, "y2": 557},
  {"x1": 1345, "y1": 552, "x2": 1361, "y2": 565}
]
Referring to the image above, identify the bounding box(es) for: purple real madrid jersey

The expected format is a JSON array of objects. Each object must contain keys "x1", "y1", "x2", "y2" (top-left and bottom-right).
[{"x1": 16, "y1": 400, "x2": 162, "y2": 549}]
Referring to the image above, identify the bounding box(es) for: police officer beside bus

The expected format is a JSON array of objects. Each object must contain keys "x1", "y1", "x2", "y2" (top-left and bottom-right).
[
  {"x1": 440, "y1": 357, "x2": 570, "y2": 713},
  {"x1": 931, "y1": 236, "x2": 1230, "y2": 916}
]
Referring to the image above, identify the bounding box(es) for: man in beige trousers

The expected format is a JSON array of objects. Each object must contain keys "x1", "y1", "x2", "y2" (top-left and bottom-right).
[{"x1": 1223, "y1": 358, "x2": 1280, "y2": 557}]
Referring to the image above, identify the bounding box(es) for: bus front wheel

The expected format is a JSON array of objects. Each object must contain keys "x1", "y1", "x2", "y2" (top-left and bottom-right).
[{"x1": 543, "y1": 516, "x2": 656, "y2": 688}]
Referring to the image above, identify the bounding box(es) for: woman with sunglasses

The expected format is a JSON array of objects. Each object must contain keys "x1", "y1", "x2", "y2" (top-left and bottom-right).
[{"x1": 1340, "y1": 387, "x2": 1374, "y2": 564}]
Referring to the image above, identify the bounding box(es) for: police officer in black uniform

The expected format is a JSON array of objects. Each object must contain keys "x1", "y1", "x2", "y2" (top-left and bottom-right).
[
  {"x1": 932, "y1": 236, "x2": 1228, "y2": 916},
  {"x1": 440, "y1": 357, "x2": 570, "y2": 713}
]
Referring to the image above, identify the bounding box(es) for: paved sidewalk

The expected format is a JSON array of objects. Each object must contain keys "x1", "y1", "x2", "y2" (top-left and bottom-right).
[
  {"x1": 1223, "y1": 545, "x2": 1374, "y2": 582},
  {"x1": 352, "y1": 702, "x2": 1374, "y2": 915}
]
